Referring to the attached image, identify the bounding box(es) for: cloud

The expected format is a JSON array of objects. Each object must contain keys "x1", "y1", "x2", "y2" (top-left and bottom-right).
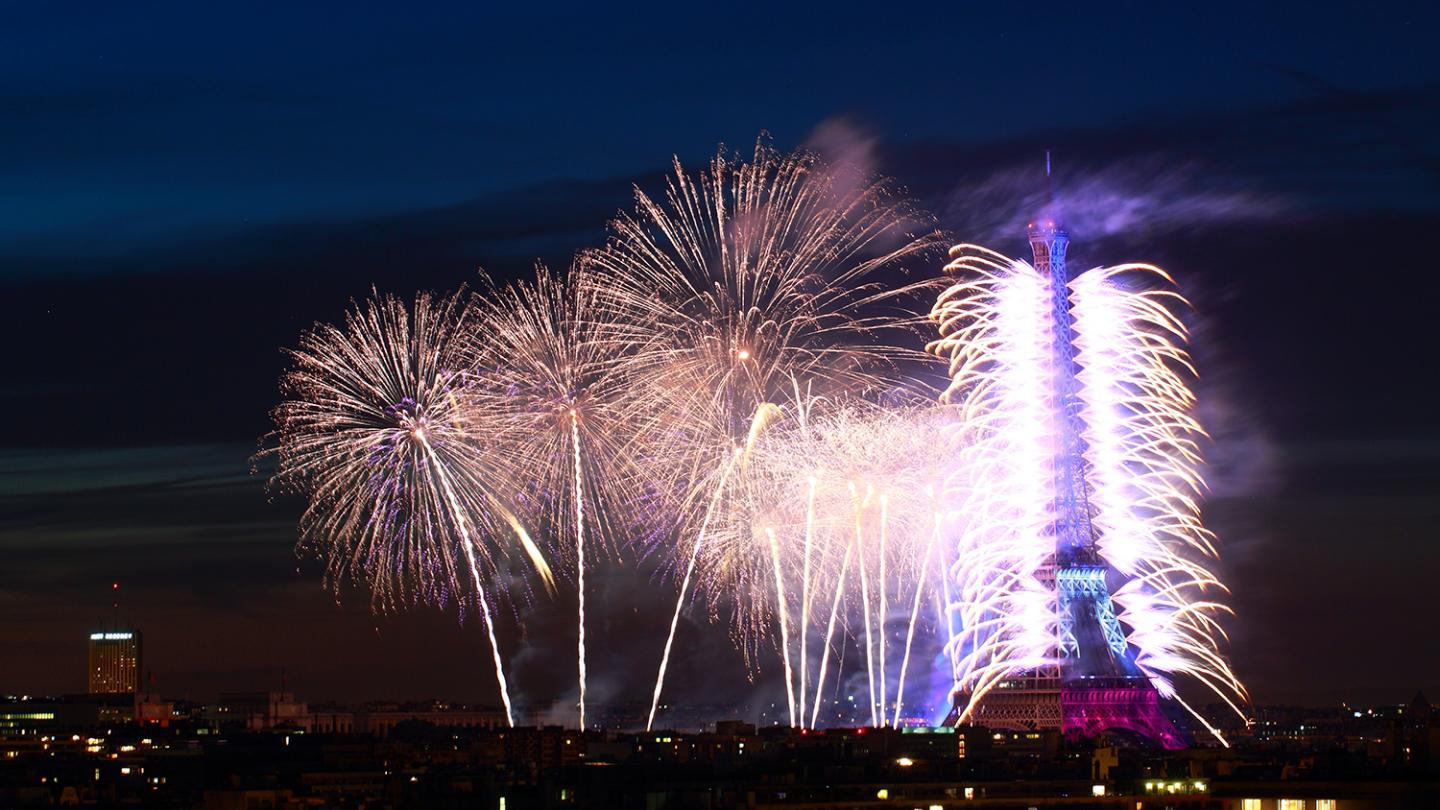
[
  {"x1": 0, "y1": 444, "x2": 290, "y2": 594},
  {"x1": 872, "y1": 84, "x2": 1439, "y2": 249},
  {"x1": 8, "y1": 84, "x2": 1435, "y2": 286}
]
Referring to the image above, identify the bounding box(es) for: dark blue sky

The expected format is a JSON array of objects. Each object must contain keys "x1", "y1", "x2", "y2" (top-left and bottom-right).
[
  {"x1": 4, "y1": 2, "x2": 1434, "y2": 265},
  {"x1": 2, "y1": 2, "x2": 1437, "y2": 713}
]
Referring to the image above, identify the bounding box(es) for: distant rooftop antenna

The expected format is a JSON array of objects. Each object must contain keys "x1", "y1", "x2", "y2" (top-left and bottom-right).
[
  {"x1": 1029, "y1": 149, "x2": 1064, "y2": 238},
  {"x1": 1044, "y1": 149, "x2": 1056, "y2": 213}
]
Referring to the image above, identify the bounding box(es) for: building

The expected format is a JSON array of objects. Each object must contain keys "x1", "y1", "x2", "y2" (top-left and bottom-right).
[
  {"x1": 0, "y1": 694, "x2": 133, "y2": 737},
  {"x1": 357, "y1": 701, "x2": 506, "y2": 737},
  {"x1": 134, "y1": 693, "x2": 176, "y2": 726},
  {"x1": 309, "y1": 703, "x2": 358, "y2": 734},
  {"x1": 86, "y1": 630, "x2": 141, "y2": 695},
  {"x1": 209, "y1": 691, "x2": 310, "y2": 731}
]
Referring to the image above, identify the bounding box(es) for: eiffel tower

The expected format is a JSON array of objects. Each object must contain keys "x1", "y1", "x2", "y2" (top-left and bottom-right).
[{"x1": 947, "y1": 157, "x2": 1184, "y2": 748}]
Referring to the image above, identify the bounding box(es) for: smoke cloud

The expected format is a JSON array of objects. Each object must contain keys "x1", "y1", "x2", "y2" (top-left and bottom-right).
[{"x1": 938, "y1": 155, "x2": 1290, "y2": 245}]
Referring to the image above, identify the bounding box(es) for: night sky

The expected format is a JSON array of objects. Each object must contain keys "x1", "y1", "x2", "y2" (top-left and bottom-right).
[{"x1": 3, "y1": 3, "x2": 1437, "y2": 713}]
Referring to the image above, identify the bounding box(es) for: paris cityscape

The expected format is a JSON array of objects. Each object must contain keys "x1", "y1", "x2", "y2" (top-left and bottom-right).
[{"x1": 4, "y1": 3, "x2": 1437, "y2": 808}]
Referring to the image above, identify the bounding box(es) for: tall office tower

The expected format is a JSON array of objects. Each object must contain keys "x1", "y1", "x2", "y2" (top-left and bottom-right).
[{"x1": 87, "y1": 630, "x2": 142, "y2": 694}]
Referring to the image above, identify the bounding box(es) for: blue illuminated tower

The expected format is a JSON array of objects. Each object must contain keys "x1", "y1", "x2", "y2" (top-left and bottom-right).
[
  {"x1": 951, "y1": 155, "x2": 1184, "y2": 747},
  {"x1": 1030, "y1": 182, "x2": 1136, "y2": 679}
]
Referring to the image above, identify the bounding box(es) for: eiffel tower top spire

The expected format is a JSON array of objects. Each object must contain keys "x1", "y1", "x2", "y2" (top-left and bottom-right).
[{"x1": 1025, "y1": 151, "x2": 1096, "y2": 567}]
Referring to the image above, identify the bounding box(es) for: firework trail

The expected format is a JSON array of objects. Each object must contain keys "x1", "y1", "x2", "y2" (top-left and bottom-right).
[
  {"x1": 929, "y1": 248, "x2": 1058, "y2": 710},
  {"x1": 464, "y1": 266, "x2": 644, "y2": 729},
  {"x1": 855, "y1": 482, "x2": 878, "y2": 726},
  {"x1": 270, "y1": 291, "x2": 554, "y2": 725},
  {"x1": 928, "y1": 245, "x2": 1245, "y2": 736},
  {"x1": 763, "y1": 417, "x2": 958, "y2": 729},
  {"x1": 1070, "y1": 263, "x2": 1249, "y2": 724},
  {"x1": 579, "y1": 139, "x2": 944, "y2": 729},
  {"x1": 892, "y1": 496, "x2": 942, "y2": 728},
  {"x1": 717, "y1": 397, "x2": 958, "y2": 728},
  {"x1": 764, "y1": 526, "x2": 797, "y2": 725}
]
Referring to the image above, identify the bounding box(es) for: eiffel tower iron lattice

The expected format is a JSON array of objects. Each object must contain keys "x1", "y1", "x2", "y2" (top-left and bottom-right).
[{"x1": 929, "y1": 155, "x2": 1246, "y2": 747}]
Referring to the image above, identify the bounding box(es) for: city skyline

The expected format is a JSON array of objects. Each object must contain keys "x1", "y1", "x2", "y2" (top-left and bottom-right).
[{"x1": 3, "y1": 2, "x2": 1439, "y2": 716}]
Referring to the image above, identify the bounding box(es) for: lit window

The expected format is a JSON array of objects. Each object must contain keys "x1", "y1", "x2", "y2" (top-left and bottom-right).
[
  {"x1": 1242, "y1": 801, "x2": 1261, "y2": 810},
  {"x1": 1316, "y1": 802, "x2": 1336, "y2": 810},
  {"x1": 1279, "y1": 801, "x2": 1306, "y2": 810}
]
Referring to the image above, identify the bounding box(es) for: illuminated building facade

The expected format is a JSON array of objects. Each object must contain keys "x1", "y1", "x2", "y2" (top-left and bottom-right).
[{"x1": 87, "y1": 630, "x2": 141, "y2": 695}]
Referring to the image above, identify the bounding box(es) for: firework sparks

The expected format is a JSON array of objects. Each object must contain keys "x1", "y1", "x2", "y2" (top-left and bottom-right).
[
  {"x1": 264, "y1": 140, "x2": 1247, "y2": 740},
  {"x1": 579, "y1": 139, "x2": 944, "y2": 729},
  {"x1": 270, "y1": 290, "x2": 553, "y2": 726},
  {"x1": 1069, "y1": 263, "x2": 1249, "y2": 723},
  {"x1": 464, "y1": 266, "x2": 646, "y2": 729},
  {"x1": 703, "y1": 398, "x2": 960, "y2": 728},
  {"x1": 929, "y1": 244, "x2": 1245, "y2": 738},
  {"x1": 929, "y1": 247, "x2": 1060, "y2": 712}
]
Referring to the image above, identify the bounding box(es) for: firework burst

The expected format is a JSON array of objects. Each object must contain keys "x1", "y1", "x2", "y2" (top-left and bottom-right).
[
  {"x1": 579, "y1": 140, "x2": 945, "y2": 729},
  {"x1": 264, "y1": 140, "x2": 1248, "y2": 741},
  {"x1": 928, "y1": 244, "x2": 1245, "y2": 741},
  {"x1": 270, "y1": 290, "x2": 553, "y2": 726},
  {"x1": 735, "y1": 397, "x2": 959, "y2": 728},
  {"x1": 1069, "y1": 263, "x2": 1249, "y2": 724},
  {"x1": 464, "y1": 265, "x2": 647, "y2": 729}
]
